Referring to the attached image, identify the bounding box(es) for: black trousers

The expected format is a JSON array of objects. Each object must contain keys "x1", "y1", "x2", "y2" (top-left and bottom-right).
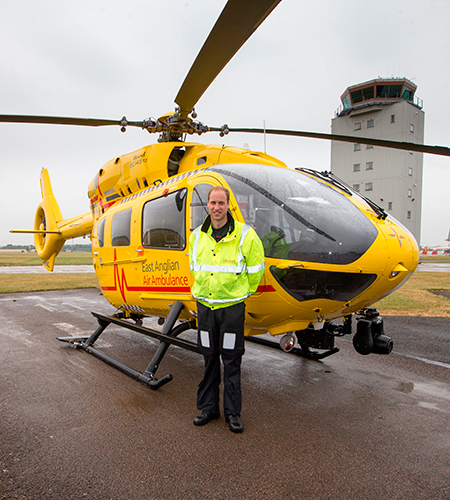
[{"x1": 196, "y1": 301, "x2": 245, "y2": 417}]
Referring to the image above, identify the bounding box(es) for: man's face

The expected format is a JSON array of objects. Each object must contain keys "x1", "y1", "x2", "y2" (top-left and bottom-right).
[{"x1": 207, "y1": 189, "x2": 229, "y2": 228}]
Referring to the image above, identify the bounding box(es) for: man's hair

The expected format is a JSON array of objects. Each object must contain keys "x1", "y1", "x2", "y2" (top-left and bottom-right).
[{"x1": 208, "y1": 186, "x2": 230, "y2": 203}]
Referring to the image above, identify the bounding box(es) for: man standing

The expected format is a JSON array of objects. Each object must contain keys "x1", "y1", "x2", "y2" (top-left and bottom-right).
[{"x1": 189, "y1": 186, "x2": 265, "y2": 433}]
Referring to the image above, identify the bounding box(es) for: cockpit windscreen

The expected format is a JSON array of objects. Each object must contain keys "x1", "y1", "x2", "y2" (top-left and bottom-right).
[{"x1": 209, "y1": 163, "x2": 378, "y2": 265}]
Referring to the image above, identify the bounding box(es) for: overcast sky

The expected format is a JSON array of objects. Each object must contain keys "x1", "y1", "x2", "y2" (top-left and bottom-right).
[{"x1": 1, "y1": 0, "x2": 450, "y2": 247}]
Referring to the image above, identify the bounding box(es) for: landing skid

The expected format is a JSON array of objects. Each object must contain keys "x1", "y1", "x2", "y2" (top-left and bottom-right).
[
  {"x1": 57, "y1": 301, "x2": 199, "y2": 390},
  {"x1": 245, "y1": 336, "x2": 339, "y2": 360},
  {"x1": 297, "y1": 344, "x2": 340, "y2": 360}
]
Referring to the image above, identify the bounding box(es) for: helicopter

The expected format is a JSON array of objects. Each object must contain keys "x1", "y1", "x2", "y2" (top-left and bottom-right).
[{"x1": 4, "y1": 0, "x2": 450, "y2": 389}]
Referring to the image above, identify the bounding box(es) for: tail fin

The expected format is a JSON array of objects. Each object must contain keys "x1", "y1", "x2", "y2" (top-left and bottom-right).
[
  {"x1": 12, "y1": 168, "x2": 93, "y2": 271},
  {"x1": 34, "y1": 169, "x2": 65, "y2": 271}
]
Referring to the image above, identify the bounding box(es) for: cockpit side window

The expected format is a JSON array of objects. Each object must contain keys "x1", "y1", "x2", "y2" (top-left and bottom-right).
[
  {"x1": 111, "y1": 209, "x2": 132, "y2": 247},
  {"x1": 191, "y1": 183, "x2": 212, "y2": 230},
  {"x1": 142, "y1": 188, "x2": 186, "y2": 249}
]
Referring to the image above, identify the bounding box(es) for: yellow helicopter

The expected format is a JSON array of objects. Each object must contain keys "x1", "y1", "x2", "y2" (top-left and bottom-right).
[{"x1": 4, "y1": 0, "x2": 450, "y2": 388}]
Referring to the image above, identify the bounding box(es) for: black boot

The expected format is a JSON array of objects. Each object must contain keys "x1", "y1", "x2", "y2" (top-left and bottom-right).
[{"x1": 193, "y1": 410, "x2": 220, "y2": 426}]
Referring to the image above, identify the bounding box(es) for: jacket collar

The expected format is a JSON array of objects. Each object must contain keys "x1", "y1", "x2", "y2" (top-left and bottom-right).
[{"x1": 201, "y1": 210, "x2": 235, "y2": 235}]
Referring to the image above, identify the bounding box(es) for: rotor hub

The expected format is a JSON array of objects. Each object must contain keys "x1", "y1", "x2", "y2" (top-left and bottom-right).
[{"x1": 142, "y1": 109, "x2": 209, "y2": 142}]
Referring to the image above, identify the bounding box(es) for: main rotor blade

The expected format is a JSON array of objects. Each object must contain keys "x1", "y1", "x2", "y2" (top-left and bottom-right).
[
  {"x1": 209, "y1": 127, "x2": 450, "y2": 157},
  {"x1": 0, "y1": 114, "x2": 143, "y2": 128},
  {"x1": 175, "y1": 0, "x2": 281, "y2": 120}
]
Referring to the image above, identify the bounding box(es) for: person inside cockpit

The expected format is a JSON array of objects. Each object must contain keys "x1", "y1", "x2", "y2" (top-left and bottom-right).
[{"x1": 261, "y1": 226, "x2": 289, "y2": 259}]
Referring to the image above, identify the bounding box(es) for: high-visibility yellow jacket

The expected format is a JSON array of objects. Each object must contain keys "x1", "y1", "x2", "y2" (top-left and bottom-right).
[
  {"x1": 189, "y1": 213, "x2": 265, "y2": 310},
  {"x1": 261, "y1": 230, "x2": 290, "y2": 259}
]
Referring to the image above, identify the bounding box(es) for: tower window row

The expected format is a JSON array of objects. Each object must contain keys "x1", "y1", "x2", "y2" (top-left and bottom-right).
[
  {"x1": 354, "y1": 116, "x2": 412, "y2": 130},
  {"x1": 354, "y1": 119, "x2": 374, "y2": 131},
  {"x1": 352, "y1": 162, "x2": 413, "y2": 177},
  {"x1": 354, "y1": 144, "x2": 374, "y2": 151},
  {"x1": 353, "y1": 162, "x2": 374, "y2": 172},
  {"x1": 352, "y1": 182, "x2": 373, "y2": 192}
]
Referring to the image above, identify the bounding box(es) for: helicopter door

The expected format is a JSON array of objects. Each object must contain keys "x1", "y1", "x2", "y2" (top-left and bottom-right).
[
  {"x1": 92, "y1": 216, "x2": 107, "y2": 282},
  {"x1": 110, "y1": 208, "x2": 137, "y2": 293},
  {"x1": 94, "y1": 207, "x2": 137, "y2": 306},
  {"x1": 140, "y1": 188, "x2": 190, "y2": 298}
]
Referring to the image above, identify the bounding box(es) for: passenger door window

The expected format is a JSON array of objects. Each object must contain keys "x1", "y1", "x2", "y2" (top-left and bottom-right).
[
  {"x1": 142, "y1": 189, "x2": 187, "y2": 249},
  {"x1": 111, "y1": 209, "x2": 132, "y2": 247}
]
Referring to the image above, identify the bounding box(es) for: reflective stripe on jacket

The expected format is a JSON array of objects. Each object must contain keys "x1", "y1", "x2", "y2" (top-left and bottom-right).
[{"x1": 189, "y1": 213, "x2": 265, "y2": 310}]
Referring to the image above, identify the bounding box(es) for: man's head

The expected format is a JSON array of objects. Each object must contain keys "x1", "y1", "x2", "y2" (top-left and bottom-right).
[{"x1": 207, "y1": 186, "x2": 230, "y2": 229}]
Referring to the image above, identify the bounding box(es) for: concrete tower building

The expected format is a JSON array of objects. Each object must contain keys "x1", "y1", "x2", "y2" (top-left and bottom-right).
[{"x1": 330, "y1": 78, "x2": 424, "y2": 243}]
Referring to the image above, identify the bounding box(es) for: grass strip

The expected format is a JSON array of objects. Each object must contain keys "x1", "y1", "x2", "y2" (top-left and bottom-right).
[
  {"x1": 374, "y1": 272, "x2": 450, "y2": 317},
  {"x1": 0, "y1": 273, "x2": 99, "y2": 293},
  {"x1": 0, "y1": 252, "x2": 93, "y2": 266}
]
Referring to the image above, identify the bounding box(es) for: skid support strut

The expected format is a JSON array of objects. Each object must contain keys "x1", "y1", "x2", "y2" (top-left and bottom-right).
[{"x1": 57, "y1": 302, "x2": 199, "y2": 389}]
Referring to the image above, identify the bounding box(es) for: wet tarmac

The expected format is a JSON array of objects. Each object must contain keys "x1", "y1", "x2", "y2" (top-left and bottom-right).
[
  {"x1": 1, "y1": 289, "x2": 450, "y2": 500},
  {"x1": 417, "y1": 261, "x2": 450, "y2": 273}
]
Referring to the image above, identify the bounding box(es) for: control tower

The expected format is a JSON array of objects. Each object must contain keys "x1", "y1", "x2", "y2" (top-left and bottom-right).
[{"x1": 330, "y1": 77, "x2": 424, "y2": 243}]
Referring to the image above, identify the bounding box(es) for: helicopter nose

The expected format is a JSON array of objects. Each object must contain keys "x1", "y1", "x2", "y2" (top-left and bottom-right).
[{"x1": 379, "y1": 219, "x2": 419, "y2": 288}]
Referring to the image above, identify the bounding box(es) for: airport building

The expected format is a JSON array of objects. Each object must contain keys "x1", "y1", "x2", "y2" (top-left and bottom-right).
[{"x1": 330, "y1": 78, "x2": 424, "y2": 243}]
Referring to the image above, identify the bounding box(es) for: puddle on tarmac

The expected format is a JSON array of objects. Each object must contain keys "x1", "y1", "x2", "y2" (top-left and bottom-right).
[
  {"x1": 397, "y1": 381, "x2": 414, "y2": 393},
  {"x1": 396, "y1": 380, "x2": 450, "y2": 413}
]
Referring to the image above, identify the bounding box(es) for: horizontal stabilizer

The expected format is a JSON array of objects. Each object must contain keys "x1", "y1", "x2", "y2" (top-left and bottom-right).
[{"x1": 10, "y1": 229, "x2": 62, "y2": 235}]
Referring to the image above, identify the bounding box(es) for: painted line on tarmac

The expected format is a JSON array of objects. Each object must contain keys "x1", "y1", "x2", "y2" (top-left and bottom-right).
[
  {"x1": 396, "y1": 352, "x2": 450, "y2": 370},
  {"x1": 340, "y1": 336, "x2": 450, "y2": 370}
]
